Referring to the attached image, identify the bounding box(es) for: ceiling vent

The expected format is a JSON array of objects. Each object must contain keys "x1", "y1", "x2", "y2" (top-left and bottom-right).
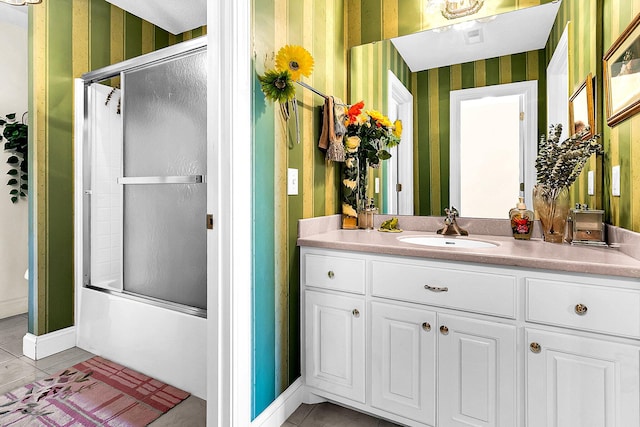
[{"x1": 464, "y1": 28, "x2": 484, "y2": 45}]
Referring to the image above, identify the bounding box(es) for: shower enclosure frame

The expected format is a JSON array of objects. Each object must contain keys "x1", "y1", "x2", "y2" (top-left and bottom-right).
[
  {"x1": 73, "y1": 37, "x2": 209, "y2": 399},
  {"x1": 77, "y1": 37, "x2": 207, "y2": 318}
]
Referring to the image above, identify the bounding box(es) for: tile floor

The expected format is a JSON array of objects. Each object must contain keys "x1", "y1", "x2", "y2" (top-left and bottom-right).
[
  {"x1": 283, "y1": 402, "x2": 402, "y2": 426},
  {"x1": 0, "y1": 313, "x2": 206, "y2": 426},
  {"x1": 2, "y1": 314, "x2": 402, "y2": 427}
]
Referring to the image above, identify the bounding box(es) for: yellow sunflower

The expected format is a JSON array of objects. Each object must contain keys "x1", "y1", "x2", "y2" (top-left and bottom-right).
[
  {"x1": 366, "y1": 110, "x2": 392, "y2": 127},
  {"x1": 393, "y1": 119, "x2": 403, "y2": 138},
  {"x1": 345, "y1": 136, "x2": 361, "y2": 153},
  {"x1": 342, "y1": 203, "x2": 358, "y2": 217},
  {"x1": 343, "y1": 179, "x2": 357, "y2": 190},
  {"x1": 275, "y1": 45, "x2": 314, "y2": 81}
]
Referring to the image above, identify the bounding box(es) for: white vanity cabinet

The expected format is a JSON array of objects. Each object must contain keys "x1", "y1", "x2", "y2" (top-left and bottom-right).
[
  {"x1": 370, "y1": 301, "x2": 436, "y2": 425},
  {"x1": 300, "y1": 246, "x2": 640, "y2": 427},
  {"x1": 437, "y1": 314, "x2": 516, "y2": 427},
  {"x1": 525, "y1": 277, "x2": 640, "y2": 427},
  {"x1": 304, "y1": 290, "x2": 366, "y2": 403},
  {"x1": 526, "y1": 329, "x2": 640, "y2": 427}
]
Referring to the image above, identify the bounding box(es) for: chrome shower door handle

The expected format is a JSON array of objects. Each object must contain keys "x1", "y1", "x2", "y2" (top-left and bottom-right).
[{"x1": 117, "y1": 175, "x2": 204, "y2": 185}]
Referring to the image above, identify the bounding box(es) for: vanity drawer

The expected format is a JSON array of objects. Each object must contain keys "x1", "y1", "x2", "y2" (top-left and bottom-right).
[
  {"x1": 371, "y1": 260, "x2": 516, "y2": 318},
  {"x1": 304, "y1": 253, "x2": 366, "y2": 294},
  {"x1": 526, "y1": 278, "x2": 640, "y2": 338}
]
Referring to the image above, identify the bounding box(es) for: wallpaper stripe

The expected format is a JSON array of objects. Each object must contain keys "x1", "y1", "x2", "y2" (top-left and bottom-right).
[
  {"x1": 428, "y1": 68, "x2": 441, "y2": 212},
  {"x1": 110, "y1": 7, "x2": 123, "y2": 64},
  {"x1": 412, "y1": 73, "x2": 420, "y2": 214},
  {"x1": 273, "y1": 0, "x2": 288, "y2": 398},
  {"x1": 47, "y1": 1, "x2": 74, "y2": 333},
  {"x1": 32, "y1": 3, "x2": 47, "y2": 334},
  {"x1": 632, "y1": 123, "x2": 640, "y2": 231}
]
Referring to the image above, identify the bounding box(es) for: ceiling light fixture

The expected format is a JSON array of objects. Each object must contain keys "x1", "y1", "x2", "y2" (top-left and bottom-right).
[
  {"x1": 0, "y1": 0, "x2": 41, "y2": 5},
  {"x1": 426, "y1": 0, "x2": 485, "y2": 20}
]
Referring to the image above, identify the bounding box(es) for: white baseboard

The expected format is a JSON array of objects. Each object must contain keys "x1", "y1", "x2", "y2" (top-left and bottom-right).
[
  {"x1": 251, "y1": 377, "x2": 304, "y2": 427},
  {"x1": 22, "y1": 326, "x2": 76, "y2": 360},
  {"x1": 0, "y1": 297, "x2": 28, "y2": 320}
]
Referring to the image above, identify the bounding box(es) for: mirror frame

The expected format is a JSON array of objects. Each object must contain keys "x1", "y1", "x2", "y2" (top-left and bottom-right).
[{"x1": 568, "y1": 73, "x2": 595, "y2": 139}]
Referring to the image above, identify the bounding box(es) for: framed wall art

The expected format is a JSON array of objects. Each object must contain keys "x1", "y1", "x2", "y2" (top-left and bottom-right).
[
  {"x1": 604, "y1": 13, "x2": 640, "y2": 127},
  {"x1": 569, "y1": 73, "x2": 595, "y2": 138}
]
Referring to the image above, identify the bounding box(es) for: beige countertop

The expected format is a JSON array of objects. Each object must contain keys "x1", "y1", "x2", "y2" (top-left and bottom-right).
[{"x1": 297, "y1": 216, "x2": 640, "y2": 279}]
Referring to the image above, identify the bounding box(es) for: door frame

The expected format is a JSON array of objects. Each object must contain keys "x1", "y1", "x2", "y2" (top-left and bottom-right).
[
  {"x1": 207, "y1": 1, "x2": 252, "y2": 426},
  {"x1": 547, "y1": 24, "x2": 569, "y2": 142},
  {"x1": 450, "y1": 80, "x2": 538, "y2": 211},
  {"x1": 386, "y1": 70, "x2": 414, "y2": 215}
]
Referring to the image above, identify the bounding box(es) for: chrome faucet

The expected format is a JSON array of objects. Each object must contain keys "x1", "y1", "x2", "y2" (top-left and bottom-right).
[{"x1": 437, "y1": 206, "x2": 469, "y2": 236}]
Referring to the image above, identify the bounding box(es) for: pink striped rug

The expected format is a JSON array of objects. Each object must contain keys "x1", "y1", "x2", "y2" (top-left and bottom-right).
[{"x1": 0, "y1": 356, "x2": 190, "y2": 426}]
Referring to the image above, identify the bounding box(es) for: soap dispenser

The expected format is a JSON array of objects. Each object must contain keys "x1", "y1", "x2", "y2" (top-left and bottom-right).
[{"x1": 509, "y1": 196, "x2": 533, "y2": 240}]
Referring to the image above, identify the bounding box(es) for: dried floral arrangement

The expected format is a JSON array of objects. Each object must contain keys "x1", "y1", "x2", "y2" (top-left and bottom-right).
[{"x1": 535, "y1": 123, "x2": 603, "y2": 197}]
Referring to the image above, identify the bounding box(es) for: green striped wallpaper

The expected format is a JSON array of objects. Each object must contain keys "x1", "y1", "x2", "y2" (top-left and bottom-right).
[
  {"x1": 346, "y1": 0, "x2": 555, "y2": 48},
  {"x1": 601, "y1": 0, "x2": 640, "y2": 231},
  {"x1": 412, "y1": 51, "x2": 547, "y2": 216},
  {"x1": 28, "y1": 0, "x2": 205, "y2": 335},
  {"x1": 547, "y1": 0, "x2": 640, "y2": 232},
  {"x1": 251, "y1": 0, "x2": 346, "y2": 418},
  {"x1": 350, "y1": 39, "x2": 411, "y2": 211}
]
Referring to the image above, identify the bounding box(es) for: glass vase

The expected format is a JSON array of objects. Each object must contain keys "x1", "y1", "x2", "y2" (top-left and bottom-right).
[
  {"x1": 533, "y1": 185, "x2": 570, "y2": 243},
  {"x1": 341, "y1": 154, "x2": 362, "y2": 229}
]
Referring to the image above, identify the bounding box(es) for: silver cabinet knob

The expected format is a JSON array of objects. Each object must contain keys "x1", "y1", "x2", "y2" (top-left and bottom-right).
[
  {"x1": 575, "y1": 304, "x2": 588, "y2": 315},
  {"x1": 422, "y1": 322, "x2": 431, "y2": 332},
  {"x1": 530, "y1": 342, "x2": 541, "y2": 353},
  {"x1": 352, "y1": 309, "x2": 360, "y2": 318},
  {"x1": 440, "y1": 325, "x2": 449, "y2": 335}
]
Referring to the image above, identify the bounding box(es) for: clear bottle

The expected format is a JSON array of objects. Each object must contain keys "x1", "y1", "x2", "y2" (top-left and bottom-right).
[{"x1": 509, "y1": 196, "x2": 533, "y2": 240}]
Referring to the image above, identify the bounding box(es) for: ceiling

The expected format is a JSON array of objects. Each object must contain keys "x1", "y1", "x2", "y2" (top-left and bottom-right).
[
  {"x1": 0, "y1": 3, "x2": 28, "y2": 28},
  {"x1": 105, "y1": 0, "x2": 206, "y2": 35},
  {"x1": 391, "y1": 1, "x2": 562, "y2": 72}
]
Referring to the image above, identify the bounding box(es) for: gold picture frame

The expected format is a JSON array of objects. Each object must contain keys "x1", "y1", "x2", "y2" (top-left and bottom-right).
[
  {"x1": 603, "y1": 13, "x2": 640, "y2": 127},
  {"x1": 569, "y1": 73, "x2": 595, "y2": 138}
]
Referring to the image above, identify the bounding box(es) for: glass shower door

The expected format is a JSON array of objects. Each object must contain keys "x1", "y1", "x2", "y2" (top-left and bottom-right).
[{"x1": 120, "y1": 50, "x2": 207, "y2": 310}]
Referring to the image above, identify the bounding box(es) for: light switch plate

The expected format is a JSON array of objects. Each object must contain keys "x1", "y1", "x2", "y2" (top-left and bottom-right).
[
  {"x1": 287, "y1": 168, "x2": 298, "y2": 196},
  {"x1": 612, "y1": 165, "x2": 620, "y2": 197},
  {"x1": 375, "y1": 177, "x2": 380, "y2": 194},
  {"x1": 587, "y1": 171, "x2": 594, "y2": 195}
]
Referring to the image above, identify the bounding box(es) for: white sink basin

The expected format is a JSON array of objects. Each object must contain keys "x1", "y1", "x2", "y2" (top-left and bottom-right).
[{"x1": 398, "y1": 236, "x2": 498, "y2": 249}]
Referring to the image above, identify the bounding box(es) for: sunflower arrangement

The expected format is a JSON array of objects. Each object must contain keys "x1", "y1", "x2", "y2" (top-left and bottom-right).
[
  {"x1": 258, "y1": 45, "x2": 314, "y2": 143},
  {"x1": 341, "y1": 101, "x2": 401, "y2": 223},
  {"x1": 258, "y1": 45, "x2": 314, "y2": 104}
]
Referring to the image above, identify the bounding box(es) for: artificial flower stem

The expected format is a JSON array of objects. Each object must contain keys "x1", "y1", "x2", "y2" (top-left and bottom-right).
[{"x1": 293, "y1": 97, "x2": 300, "y2": 144}]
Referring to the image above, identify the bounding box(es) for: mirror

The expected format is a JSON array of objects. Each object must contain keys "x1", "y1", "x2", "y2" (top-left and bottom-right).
[
  {"x1": 569, "y1": 73, "x2": 595, "y2": 139},
  {"x1": 350, "y1": 2, "x2": 562, "y2": 216}
]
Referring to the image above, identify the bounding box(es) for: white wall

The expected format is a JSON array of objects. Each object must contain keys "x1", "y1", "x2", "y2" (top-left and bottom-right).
[{"x1": 0, "y1": 12, "x2": 29, "y2": 319}]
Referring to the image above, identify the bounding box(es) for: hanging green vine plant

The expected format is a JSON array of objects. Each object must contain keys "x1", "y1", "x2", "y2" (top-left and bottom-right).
[{"x1": 0, "y1": 113, "x2": 28, "y2": 204}]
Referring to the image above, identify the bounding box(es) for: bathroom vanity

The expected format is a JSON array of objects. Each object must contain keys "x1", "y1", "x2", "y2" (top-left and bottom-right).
[{"x1": 298, "y1": 218, "x2": 640, "y2": 427}]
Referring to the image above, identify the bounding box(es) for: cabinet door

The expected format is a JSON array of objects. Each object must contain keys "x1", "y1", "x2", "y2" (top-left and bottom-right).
[
  {"x1": 304, "y1": 290, "x2": 365, "y2": 402},
  {"x1": 438, "y1": 314, "x2": 517, "y2": 427},
  {"x1": 371, "y1": 302, "x2": 436, "y2": 426},
  {"x1": 526, "y1": 329, "x2": 640, "y2": 427}
]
